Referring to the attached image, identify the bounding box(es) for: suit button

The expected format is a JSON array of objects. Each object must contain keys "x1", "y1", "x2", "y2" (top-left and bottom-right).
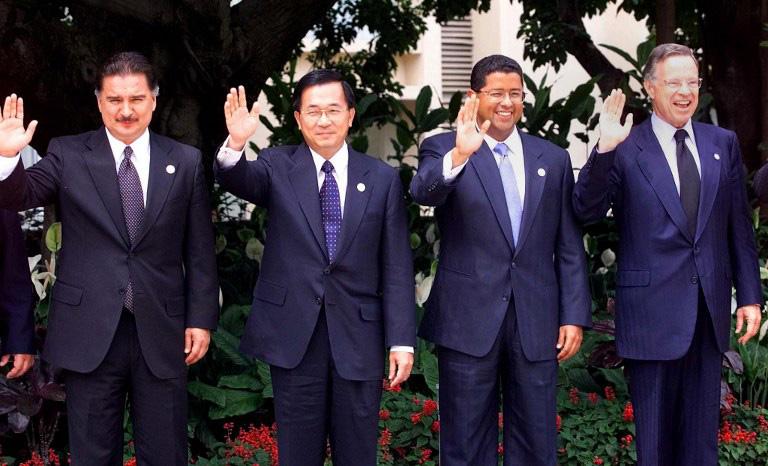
[
  {"x1": 502, "y1": 295, "x2": 509, "y2": 302},
  {"x1": 323, "y1": 267, "x2": 331, "y2": 275},
  {"x1": 691, "y1": 275, "x2": 699, "y2": 285},
  {"x1": 511, "y1": 262, "x2": 517, "y2": 269},
  {"x1": 314, "y1": 296, "x2": 322, "y2": 305}
]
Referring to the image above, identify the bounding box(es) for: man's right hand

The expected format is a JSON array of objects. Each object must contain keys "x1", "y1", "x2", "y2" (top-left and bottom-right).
[
  {"x1": 596, "y1": 89, "x2": 633, "y2": 153},
  {"x1": 224, "y1": 86, "x2": 260, "y2": 152},
  {"x1": 452, "y1": 94, "x2": 491, "y2": 168},
  {"x1": 0, "y1": 94, "x2": 38, "y2": 157}
]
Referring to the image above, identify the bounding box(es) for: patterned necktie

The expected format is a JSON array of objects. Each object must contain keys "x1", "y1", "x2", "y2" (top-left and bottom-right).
[
  {"x1": 674, "y1": 129, "x2": 700, "y2": 237},
  {"x1": 320, "y1": 161, "x2": 342, "y2": 262},
  {"x1": 494, "y1": 142, "x2": 523, "y2": 245},
  {"x1": 117, "y1": 146, "x2": 145, "y2": 311}
]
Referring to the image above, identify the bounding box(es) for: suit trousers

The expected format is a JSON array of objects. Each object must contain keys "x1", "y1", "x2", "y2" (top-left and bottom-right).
[
  {"x1": 63, "y1": 311, "x2": 188, "y2": 466},
  {"x1": 270, "y1": 309, "x2": 382, "y2": 466},
  {"x1": 437, "y1": 299, "x2": 558, "y2": 466},
  {"x1": 625, "y1": 293, "x2": 721, "y2": 466}
]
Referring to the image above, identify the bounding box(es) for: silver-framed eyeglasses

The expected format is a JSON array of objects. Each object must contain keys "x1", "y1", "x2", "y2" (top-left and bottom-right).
[
  {"x1": 661, "y1": 78, "x2": 703, "y2": 92},
  {"x1": 301, "y1": 107, "x2": 349, "y2": 121},
  {"x1": 477, "y1": 89, "x2": 525, "y2": 102}
]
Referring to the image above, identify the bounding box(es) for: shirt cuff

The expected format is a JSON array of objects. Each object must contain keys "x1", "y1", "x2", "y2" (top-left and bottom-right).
[
  {"x1": 0, "y1": 154, "x2": 21, "y2": 181},
  {"x1": 442, "y1": 149, "x2": 467, "y2": 181},
  {"x1": 216, "y1": 137, "x2": 246, "y2": 169},
  {"x1": 390, "y1": 346, "x2": 414, "y2": 353}
]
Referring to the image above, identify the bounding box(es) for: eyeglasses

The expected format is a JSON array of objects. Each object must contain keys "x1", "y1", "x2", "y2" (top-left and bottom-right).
[
  {"x1": 660, "y1": 78, "x2": 703, "y2": 92},
  {"x1": 301, "y1": 107, "x2": 348, "y2": 122},
  {"x1": 476, "y1": 89, "x2": 525, "y2": 102}
]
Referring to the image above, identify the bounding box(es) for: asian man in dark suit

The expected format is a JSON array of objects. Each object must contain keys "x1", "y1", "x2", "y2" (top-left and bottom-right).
[
  {"x1": 214, "y1": 70, "x2": 416, "y2": 466},
  {"x1": 0, "y1": 209, "x2": 35, "y2": 378},
  {"x1": 0, "y1": 52, "x2": 219, "y2": 465},
  {"x1": 410, "y1": 55, "x2": 591, "y2": 465},
  {"x1": 573, "y1": 43, "x2": 762, "y2": 465}
]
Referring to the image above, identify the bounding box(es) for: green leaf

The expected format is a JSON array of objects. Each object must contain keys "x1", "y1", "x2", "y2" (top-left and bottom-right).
[
  {"x1": 218, "y1": 374, "x2": 261, "y2": 390},
  {"x1": 418, "y1": 108, "x2": 449, "y2": 133},
  {"x1": 410, "y1": 233, "x2": 422, "y2": 249},
  {"x1": 356, "y1": 93, "x2": 378, "y2": 117},
  {"x1": 45, "y1": 222, "x2": 62, "y2": 253},
  {"x1": 236, "y1": 228, "x2": 255, "y2": 243},
  {"x1": 215, "y1": 234, "x2": 227, "y2": 255},
  {"x1": 599, "y1": 43, "x2": 639, "y2": 69},
  {"x1": 188, "y1": 381, "x2": 227, "y2": 407},
  {"x1": 415, "y1": 86, "x2": 433, "y2": 124},
  {"x1": 256, "y1": 360, "x2": 273, "y2": 398},
  {"x1": 448, "y1": 91, "x2": 463, "y2": 123},
  {"x1": 212, "y1": 328, "x2": 250, "y2": 367},
  {"x1": 208, "y1": 390, "x2": 263, "y2": 419}
]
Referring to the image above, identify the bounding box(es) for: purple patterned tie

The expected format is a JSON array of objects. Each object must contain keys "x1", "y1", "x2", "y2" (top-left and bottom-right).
[
  {"x1": 320, "y1": 161, "x2": 341, "y2": 262},
  {"x1": 117, "y1": 146, "x2": 144, "y2": 311}
]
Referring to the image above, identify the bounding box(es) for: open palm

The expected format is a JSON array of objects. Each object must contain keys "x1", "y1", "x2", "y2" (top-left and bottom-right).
[
  {"x1": 0, "y1": 94, "x2": 37, "y2": 157},
  {"x1": 224, "y1": 86, "x2": 259, "y2": 150},
  {"x1": 454, "y1": 94, "x2": 490, "y2": 163},
  {"x1": 597, "y1": 89, "x2": 633, "y2": 153}
]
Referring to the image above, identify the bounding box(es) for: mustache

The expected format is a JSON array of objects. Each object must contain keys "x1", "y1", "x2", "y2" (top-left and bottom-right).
[{"x1": 115, "y1": 116, "x2": 137, "y2": 123}]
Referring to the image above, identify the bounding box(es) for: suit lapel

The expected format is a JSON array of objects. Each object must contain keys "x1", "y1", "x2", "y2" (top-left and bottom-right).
[
  {"x1": 514, "y1": 133, "x2": 546, "y2": 257},
  {"x1": 692, "y1": 123, "x2": 721, "y2": 241},
  {"x1": 469, "y1": 142, "x2": 516, "y2": 253},
  {"x1": 288, "y1": 144, "x2": 328, "y2": 259},
  {"x1": 82, "y1": 128, "x2": 131, "y2": 247},
  {"x1": 132, "y1": 132, "x2": 178, "y2": 247},
  {"x1": 634, "y1": 121, "x2": 692, "y2": 242},
  {"x1": 334, "y1": 150, "x2": 372, "y2": 263}
]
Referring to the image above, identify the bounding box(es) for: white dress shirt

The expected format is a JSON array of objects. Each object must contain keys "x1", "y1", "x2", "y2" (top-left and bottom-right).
[
  {"x1": 441, "y1": 126, "x2": 527, "y2": 203},
  {"x1": 0, "y1": 129, "x2": 152, "y2": 207},
  {"x1": 217, "y1": 140, "x2": 413, "y2": 354},
  {"x1": 650, "y1": 113, "x2": 701, "y2": 194}
]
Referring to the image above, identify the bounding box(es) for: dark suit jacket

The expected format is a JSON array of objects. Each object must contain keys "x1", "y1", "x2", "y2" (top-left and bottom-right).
[
  {"x1": 215, "y1": 143, "x2": 416, "y2": 381},
  {"x1": 0, "y1": 128, "x2": 219, "y2": 379},
  {"x1": 0, "y1": 209, "x2": 35, "y2": 355},
  {"x1": 410, "y1": 131, "x2": 591, "y2": 362},
  {"x1": 573, "y1": 119, "x2": 762, "y2": 359}
]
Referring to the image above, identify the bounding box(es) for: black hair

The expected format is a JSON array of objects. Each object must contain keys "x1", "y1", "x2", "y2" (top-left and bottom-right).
[
  {"x1": 96, "y1": 52, "x2": 158, "y2": 94},
  {"x1": 470, "y1": 54, "x2": 524, "y2": 91},
  {"x1": 292, "y1": 69, "x2": 355, "y2": 111}
]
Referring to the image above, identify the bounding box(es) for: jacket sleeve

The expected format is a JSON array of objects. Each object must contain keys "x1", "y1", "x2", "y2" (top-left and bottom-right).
[
  {"x1": 410, "y1": 134, "x2": 462, "y2": 207},
  {"x1": 0, "y1": 210, "x2": 35, "y2": 354},
  {"x1": 572, "y1": 147, "x2": 621, "y2": 225}
]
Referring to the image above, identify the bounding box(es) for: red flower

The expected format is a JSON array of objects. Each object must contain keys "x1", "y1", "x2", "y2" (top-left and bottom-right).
[
  {"x1": 379, "y1": 428, "x2": 392, "y2": 446},
  {"x1": 497, "y1": 442, "x2": 504, "y2": 456},
  {"x1": 411, "y1": 412, "x2": 423, "y2": 424},
  {"x1": 569, "y1": 387, "x2": 580, "y2": 405},
  {"x1": 556, "y1": 414, "x2": 562, "y2": 432},
  {"x1": 621, "y1": 434, "x2": 633, "y2": 447},
  {"x1": 417, "y1": 448, "x2": 432, "y2": 464},
  {"x1": 588, "y1": 392, "x2": 598, "y2": 405},
  {"x1": 498, "y1": 412, "x2": 503, "y2": 428},
  {"x1": 379, "y1": 408, "x2": 391, "y2": 420},
  {"x1": 593, "y1": 456, "x2": 604, "y2": 465},
  {"x1": 422, "y1": 399, "x2": 438, "y2": 416},
  {"x1": 383, "y1": 378, "x2": 402, "y2": 392},
  {"x1": 622, "y1": 401, "x2": 634, "y2": 422},
  {"x1": 604, "y1": 386, "x2": 616, "y2": 401},
  {"x1": 430, "y1": 420, "x2": 440, "y2": 432}
]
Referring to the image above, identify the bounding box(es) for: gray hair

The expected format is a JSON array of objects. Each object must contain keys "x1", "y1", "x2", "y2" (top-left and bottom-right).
[{"x1": 642, "y1": 43, "x2": 698, "y2": 82}]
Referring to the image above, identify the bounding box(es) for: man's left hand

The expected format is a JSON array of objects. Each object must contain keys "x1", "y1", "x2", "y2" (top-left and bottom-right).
[
  {"x1": 184, "y1": 328, "x2": 211, "y2": 365},
  {"x1": 0, "y1": 353, "x2": 35, "y2": 378},
  {"x1": 736, "y1": 304, "x2": 762, "y2": 345},
  {"x1": 556, "y1": 325, "x2": 583, "y2": 362},
  {"x1": 388, "y1": 351, "x2": 414, "y2": 388}
]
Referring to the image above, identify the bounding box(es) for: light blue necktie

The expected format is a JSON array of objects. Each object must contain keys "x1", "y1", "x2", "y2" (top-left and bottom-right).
[{"x1": 493, "y1": 142, "x2": 522, "y2": 245}]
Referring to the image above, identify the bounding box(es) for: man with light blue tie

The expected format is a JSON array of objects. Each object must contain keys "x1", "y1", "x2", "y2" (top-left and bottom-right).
[{"x1": 410, "y1": 55, "x2": 591, "y2": 465}]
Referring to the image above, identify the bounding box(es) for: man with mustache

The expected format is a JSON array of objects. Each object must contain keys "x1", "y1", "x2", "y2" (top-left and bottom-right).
[{"x1": 0, "y1": 52, "x2": 219, "y2": 465}]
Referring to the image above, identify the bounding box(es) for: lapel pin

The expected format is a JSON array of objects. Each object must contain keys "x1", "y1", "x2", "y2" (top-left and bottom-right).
[
  {"x1": 537, "y1": 168, "x2": 546, "y2": 177},
  {"x1": 357, "y1": 182, "x2": 366, "y2": 192},
  {"x1": 714, "y1": 153, "x2": 720, "y2": 161},
  {"x1": 166, "y1": 164, "x2": 176, "y2": 174}
]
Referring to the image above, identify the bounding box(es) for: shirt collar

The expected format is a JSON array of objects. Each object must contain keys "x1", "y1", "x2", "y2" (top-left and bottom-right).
[
  {"x1": 309, "y1": 143, "x2": 349, "y2": 174},
  {"x1": 483, "y1": 126, "x2": 521, "y2": 155},
  {"x1": 651, "y1": 113, "x2": 695, "y2": 144},
  {"x1": 105, "y1": 128, "x2": 151, "y2": 160}
]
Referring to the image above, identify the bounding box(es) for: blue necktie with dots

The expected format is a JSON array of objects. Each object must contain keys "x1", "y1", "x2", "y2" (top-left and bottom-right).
[
  {"x1": 118, "y1": 146, "x2": 144, "y2": 312},
  {"x1": 320, "y1": 161, "x2": 341, "y2": 262},
  {"x1": 494, "y1": 142, "x2": 523, "y2": 245}
]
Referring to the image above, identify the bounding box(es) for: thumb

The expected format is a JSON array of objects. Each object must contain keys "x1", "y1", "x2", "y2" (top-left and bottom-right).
[
  {"x1": 388, "y1": 354, "x2": 396, "y2": 381},
  {"x1": 736, "y1": 312, "x2": 744, "y2": 334},
  {"x1": 556, "y1": 328, "x2": 565, "y2": 349},
  {"x1": 184, "y1": 330, "x2": 192, "y2": 354},
  {"x1": 622, "y1": 113, "x2": 634, "y2": 132},
  {"x1": 0, "y1": 355, "x2": 9, "y2": 367},
  {"x1": 478, "y1": 119, "x2": 491, "y2": 135}
]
